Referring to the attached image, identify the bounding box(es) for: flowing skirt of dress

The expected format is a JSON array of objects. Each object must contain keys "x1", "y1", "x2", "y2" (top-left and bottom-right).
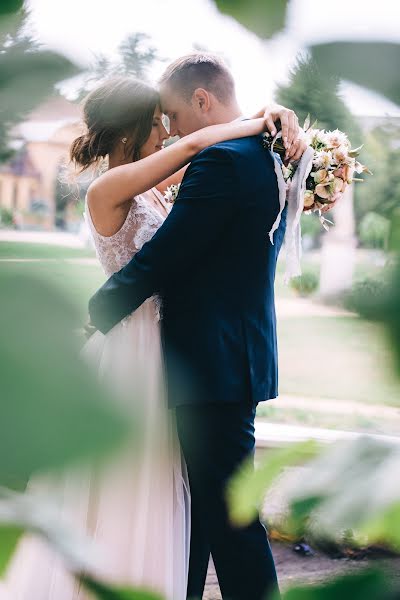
[{"x1": 0, "y1": 299, "x2": 190, "y2": 600}]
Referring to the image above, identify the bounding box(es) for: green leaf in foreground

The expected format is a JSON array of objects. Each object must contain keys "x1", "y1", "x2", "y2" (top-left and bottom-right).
[
  {"x1": 281, "y1": 568, "x2": 398, "y2": 600},
  {"x1": 213, "y1": 0, "x2": 289, "y2": 39},
  {"x1": 0, "y1": 47, "x2": 81, "y2": 123},
  {"x1": 0, "y1": 272, "x2": 133, "y2": 483},
  {"x1": 311, "y1": 42, "x2": 400, "y2": 106},
  {"x1": 0, "y1": 0, "x2": 23, "y2": 16},
  {"x1": 0, "y1": 524, "x2": 23, "y2": 575},
  {"x1": 227, "y1": 440, "x2": 319, "y2": 526},
  {"x1": 283, "y1": 436, "x2": 400, "y2": 550},
  {"x1": 80, "y1": 576, "x2": 164, "y2": 600}
]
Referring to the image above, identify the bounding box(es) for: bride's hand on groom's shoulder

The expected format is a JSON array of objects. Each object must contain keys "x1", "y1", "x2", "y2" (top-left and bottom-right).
[
  {"x1": 263, "y1": 104, "x2": 308, "y2": 164},
  {"x1": 263, "y1": 104, "x2": 298, "y2": 147}
]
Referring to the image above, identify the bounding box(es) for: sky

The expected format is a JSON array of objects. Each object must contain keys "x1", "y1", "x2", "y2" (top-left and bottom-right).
[{"x1": 26, "y1": 0, "x2": 400, "y2": 117}]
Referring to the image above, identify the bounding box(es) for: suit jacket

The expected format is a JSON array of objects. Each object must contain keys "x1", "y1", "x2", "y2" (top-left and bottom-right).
[{"x1": 89, "y1": 135, "x2": 287, "y2": 408}]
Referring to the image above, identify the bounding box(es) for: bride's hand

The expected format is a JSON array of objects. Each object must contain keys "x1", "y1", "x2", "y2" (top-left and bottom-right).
[
  {"x1": 283, "y1": 129, "x2": 309, "y2": 164},
  {"x1": 263, "y1": 104, "x2": 299, "y2": 149}
]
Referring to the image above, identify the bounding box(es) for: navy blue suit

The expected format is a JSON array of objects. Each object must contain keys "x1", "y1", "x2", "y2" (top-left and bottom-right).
[{"x1": 89, "y1": 135, "x2": 286, "y2": 600}]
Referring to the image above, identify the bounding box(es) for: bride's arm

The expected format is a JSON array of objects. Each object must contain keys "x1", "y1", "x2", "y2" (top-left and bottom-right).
[
  {"x1": 88, "y1": 118, "x2": 267, "y2": 209},
  {"x1": 156, "y1": 103, "x2": 302, "y2": 194}
]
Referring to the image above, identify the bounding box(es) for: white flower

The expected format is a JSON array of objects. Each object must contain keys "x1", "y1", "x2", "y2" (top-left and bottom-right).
[
  {"x1": 313, "y1": 150, "x2": 333, "y2": 169},
  {"x1": 332, "y1": 146, "x2": 349, "y2": 165},
  {"x1": 325, "y1": 129, "x2": 350, "y2": 148},
  {"x1": 164, "y1": 183, "x2": 181, "y2": 204}
]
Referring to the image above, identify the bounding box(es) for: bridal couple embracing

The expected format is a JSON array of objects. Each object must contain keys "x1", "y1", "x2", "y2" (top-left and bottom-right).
[{"x1": 2, "y1": 53, "x2": 311, "y2": 600}]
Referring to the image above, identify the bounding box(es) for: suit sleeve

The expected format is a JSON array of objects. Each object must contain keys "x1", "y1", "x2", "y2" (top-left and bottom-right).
[{"x1": 89, "y1": 145, "x2": 239, "y2": 334}]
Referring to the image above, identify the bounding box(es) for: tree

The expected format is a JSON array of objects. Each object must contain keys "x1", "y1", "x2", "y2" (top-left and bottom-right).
[
  {"x1": 77, "y1": 32, "x2": 161, "y2": 100},
  {"x1": 354, "y1": 122, "x2": 400, "y2": 225},
  {"x1": 275, "y1": 55, "x2": 360, "y2": 145},
  {"x1": 0, "y1": 3, "x2": 79, "y2": 162}
]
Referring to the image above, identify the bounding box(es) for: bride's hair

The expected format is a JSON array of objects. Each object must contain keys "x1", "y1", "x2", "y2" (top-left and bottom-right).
[{"x1": 70, "y1": 77, "x2": 159, "y2": 172}]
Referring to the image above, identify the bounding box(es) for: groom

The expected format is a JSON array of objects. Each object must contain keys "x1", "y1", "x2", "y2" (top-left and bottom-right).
[{"x1": 89, "y1": 54, "x2": 302, "y2": 600}]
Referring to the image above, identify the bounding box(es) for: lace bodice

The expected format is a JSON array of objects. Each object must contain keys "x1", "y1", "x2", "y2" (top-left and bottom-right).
[{"x1": 84, "y1": 188, "x2": 169, "y2": 278}]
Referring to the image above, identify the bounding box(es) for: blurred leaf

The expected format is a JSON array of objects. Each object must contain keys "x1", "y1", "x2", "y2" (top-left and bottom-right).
[
  {"x1": 0, "y1": 488, "x2": 164, "y2": 598},
  {"x1": 0, "y1": 524, "x2": 23, "y2": 575},
  {"x1": 0, "y1": 486, "x2": 101, "y2": 573},
  {"x1": 280, "y1": 568, "x2": 398, "y2": 600},
  {"x1": 213, "y1": 0, "x2": 289, "y2": 39},
  {"x1": 80, "y1": 576, "x2": 164, "y2": 600},
  {"x1": 360, "y1": 502, "x2": 400, "y2": 550},
  {"x1": 0, "y1": 272, "x2": 133, "y2": 484},
  {"x1": 0, "y1": 0, "x2": 23, "y2": 16},
  {"x1": 311, "y1": 43, "x2": 400, "y2": 106},
  {"x1": 0, "y1": 47, "x2": 80, "y2": 123},
  {"x1": 282, "y1": 437, "x2": 400, "y2": 550},
  {"x1": 227, "y1": 440, "x2": 318, "y2": 526}
]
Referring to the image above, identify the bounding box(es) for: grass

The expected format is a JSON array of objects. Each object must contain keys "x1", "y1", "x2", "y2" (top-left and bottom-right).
[
  {"x1": 0, "y1": 255, "x2": 104, "y2": 326},
  {"x1": 0, "y1": 241, "x2": 95, "y2": 260},
  {"x1": 278, "y1": 316, "x2": 400, "y2": 407}
]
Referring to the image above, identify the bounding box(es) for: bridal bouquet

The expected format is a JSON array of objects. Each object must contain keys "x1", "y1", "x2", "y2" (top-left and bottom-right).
[{"x1": 263, "y1": 117, "x2": 372, "y2": 229}]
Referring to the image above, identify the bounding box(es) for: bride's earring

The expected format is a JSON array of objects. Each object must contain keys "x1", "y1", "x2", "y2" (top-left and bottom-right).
[{"x1": 121, "y1": 137, "x2": 128, "y2": 144}]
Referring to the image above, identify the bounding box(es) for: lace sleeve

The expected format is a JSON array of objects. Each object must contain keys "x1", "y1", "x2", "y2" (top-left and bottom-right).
[{"x1": 84, "y1": 196, "x2": 165, "y2": 279}]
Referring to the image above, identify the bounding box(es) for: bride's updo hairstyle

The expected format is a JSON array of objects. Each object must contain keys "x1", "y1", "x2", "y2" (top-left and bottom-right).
[{"x1": 70, "y1": 77, "x2": 159, "y2": 172}]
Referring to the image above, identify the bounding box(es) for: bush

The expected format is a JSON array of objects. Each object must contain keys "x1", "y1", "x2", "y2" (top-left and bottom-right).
[
  {"x1": 359, "y1": 211, "x2": 390, "y2": 249},
  {"x1": 290, "y1": 270, "x2": 319, "y2": 297},
  {"x1": 301, "y1": 213, "x2": 323, "y2": 238},
  {"x1": 344, "y1": 274, "x2": 390, "y2": 318},
  {"x1": 0, "y1": 207, "x2": 14, "y2": 228}
]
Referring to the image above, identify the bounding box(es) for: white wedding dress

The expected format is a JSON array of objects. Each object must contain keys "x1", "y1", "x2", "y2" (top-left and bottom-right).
[{"x1": 0, "y1": 188, "x2": 190, "y2": 600}]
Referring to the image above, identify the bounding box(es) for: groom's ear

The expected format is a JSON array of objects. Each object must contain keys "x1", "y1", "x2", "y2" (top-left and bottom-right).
[{"x1": 192, "y1": 88, "x2": 211, "y2": 113}]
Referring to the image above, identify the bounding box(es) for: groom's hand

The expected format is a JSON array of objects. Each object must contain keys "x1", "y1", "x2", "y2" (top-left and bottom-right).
[{"x1": 84, "y1": 318, "x2": 98, "y2": 340}]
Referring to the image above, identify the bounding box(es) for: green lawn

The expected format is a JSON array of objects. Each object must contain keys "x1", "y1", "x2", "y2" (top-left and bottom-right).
[
  {"x1": 278, "y1": 316, "x2": 400, "y2": 407},
  {"x1": 2, "y1": 241, "x2": 399, "y2": 408},
  {"x1": 0, "y1": 241, "x2": 95, "y2": 260}
]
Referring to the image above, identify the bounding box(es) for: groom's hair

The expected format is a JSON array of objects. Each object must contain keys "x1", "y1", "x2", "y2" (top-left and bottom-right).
[{"x1": 159, "y1": 53, "x2": 235, "y2": 105}]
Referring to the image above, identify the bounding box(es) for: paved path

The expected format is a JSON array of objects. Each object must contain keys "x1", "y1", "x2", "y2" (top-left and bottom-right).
[
  {"x1": 267, "y1": 393, "x2": 400, "y2": 421},
  {"x1": 276, "y1": 297, "x2": 355, "y2": 319},
  {"x1": 255, "y1": 419, "x2": 400, "y2": 448}
]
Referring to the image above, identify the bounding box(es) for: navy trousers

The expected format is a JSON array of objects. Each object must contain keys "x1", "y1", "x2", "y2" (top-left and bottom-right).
[{"x1": 175, "y1": 402, "x2": 280, "y2": 600}]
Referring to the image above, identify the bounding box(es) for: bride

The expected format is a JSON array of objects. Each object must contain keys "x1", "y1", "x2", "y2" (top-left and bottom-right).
[{"x1": 0, "y1": 75, "x2": 300, "y2": 600}]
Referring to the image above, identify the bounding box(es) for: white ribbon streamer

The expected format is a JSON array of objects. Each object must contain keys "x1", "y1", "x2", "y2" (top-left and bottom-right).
[{"x1": 269, "y1": 145, "x2": 315, "y2": 284}]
